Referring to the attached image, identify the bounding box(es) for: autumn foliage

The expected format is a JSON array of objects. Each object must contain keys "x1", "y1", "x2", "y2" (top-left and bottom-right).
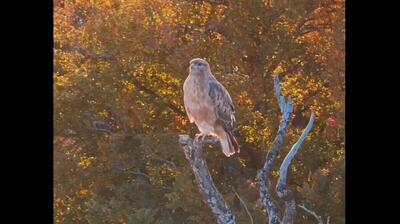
[{"x1": 54, "y1": 0, "x2": 344, "y2": 223}]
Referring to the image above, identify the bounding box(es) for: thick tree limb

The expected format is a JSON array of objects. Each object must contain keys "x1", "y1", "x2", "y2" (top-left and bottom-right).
[
  {"x1": 298, "y1": 204, "x2": 324, "y2": 224},
  {"x1": 256, "y1": 76, "x2": 293, "y2": 224},
  {"x1": 178, "y1": 135, "x2": 236, "y2": 224},
  {"x1": 277, "y1": 113, "x2": 315, "y2": 185},
  {"x1": 276, "y1": 113, "x2": 315, "y2": 224}
]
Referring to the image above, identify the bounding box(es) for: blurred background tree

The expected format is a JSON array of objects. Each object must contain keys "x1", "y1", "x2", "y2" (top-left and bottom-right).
[{"x1": 54, "y1": 0, "x2": 344, "y2": 223}]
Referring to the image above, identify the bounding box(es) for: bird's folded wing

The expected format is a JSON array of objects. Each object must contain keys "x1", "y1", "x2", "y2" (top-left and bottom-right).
[{"x1": 208, "y1": 79, "x2": 235, "y2": 131}]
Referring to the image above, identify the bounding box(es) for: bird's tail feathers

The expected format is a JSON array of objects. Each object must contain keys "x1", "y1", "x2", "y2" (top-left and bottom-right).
[
  {"x1": 220, "y1": 132, "x2": 239, "y2": 157},
  {"x1": 220, "y1": 137, "x2": 230, "y2": 157},
  {"x1": 227, "y1": 131, "x2": 240, "y2": 154}
]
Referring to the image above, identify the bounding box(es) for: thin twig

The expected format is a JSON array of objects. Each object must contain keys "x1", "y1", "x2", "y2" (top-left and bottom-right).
[
  {"x1": 92, "y1": 120, "x2": 115, "y2": 134},
  {"x1": 232, "y1": 187, "x2": 254, "y2": 224},
  {"x1": 129, "y1": 171, "x2": 151, "y2": 179},
  {"x1": 149, "y1": 157, "x2": 177, "y2": 169},
  {"x1": 298, "y1": 204, "x2": 324, "y2": 224}
]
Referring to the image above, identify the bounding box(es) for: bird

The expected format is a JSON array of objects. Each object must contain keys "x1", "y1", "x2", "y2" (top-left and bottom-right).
[{"x1": 183, "y1": 58, "x2": 239, "y2": 157}]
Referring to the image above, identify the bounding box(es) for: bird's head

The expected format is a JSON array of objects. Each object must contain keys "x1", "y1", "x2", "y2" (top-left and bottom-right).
[{"x1": 189, "y1": 58, "x2": 210, "y2": 74}]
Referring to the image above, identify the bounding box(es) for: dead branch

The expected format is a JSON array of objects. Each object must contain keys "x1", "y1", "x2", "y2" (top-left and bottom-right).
[
  {"x1": 232, "y1": 187, "x2": 254, "y2": 224},
  {"x1": 178, "y1": 135, "x2": 236, "y2": 224},
  {"x1": 256, "y1": 75, "x2": 316, "y2": 224},
  {"x1": 298, "y1": 204, "x2": 324, "y2": 224},
  {"x1": 256, "y1": 76, "x2": 293, "y2": 224},
  {"x1": 276, "y1": 112, "x2": 315, "y2": 223}
]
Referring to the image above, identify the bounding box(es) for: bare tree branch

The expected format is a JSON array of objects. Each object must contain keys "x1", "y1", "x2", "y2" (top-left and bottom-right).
[
  {"x1": 276, "y1": 112, "x2": 315, "y2": 224},
  {"x1": 298, "y1": 204, "x2": 324, "y2": 224},
  {"x1": 178, "y1": 135, "x2": 236, "y2": 224},
  {"x1": 128, "y1": 171, "x2": 152, "y2": 180},
  {"x1": 149, "y1": 157, "x2": 177, "y2": 169},
  {"x1": 273, "y1": 76, "x2": 290, "y2": 114},
  {"x1": 256, "y1": 75, "x2": 293, "y2": 224},
  {"x1": 91, "y1": 120, "x2": 116, "y2": 134},
  {"x1": 232, "y1": 187, "x2": 254, "y2": 224},
  {"x1": 256, "y1": 75, "x2": 316, "y2": 224},
  {"x1": 278, "y1": 112, "x2": 315, "y2": 184}
]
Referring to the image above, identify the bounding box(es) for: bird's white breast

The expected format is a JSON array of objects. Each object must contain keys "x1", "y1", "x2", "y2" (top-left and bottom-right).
[{"x1": 183, "y1": 73, "x2": 217, "y2": 135}]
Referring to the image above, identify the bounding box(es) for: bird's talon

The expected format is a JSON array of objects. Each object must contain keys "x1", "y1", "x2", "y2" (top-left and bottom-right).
[{"x1": 195, "y1": 133, "x2": 203, "y2": 142}]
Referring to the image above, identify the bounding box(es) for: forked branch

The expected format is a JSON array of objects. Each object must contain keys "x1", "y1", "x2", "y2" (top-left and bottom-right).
[
  {"x1": 256, "y1": 76, "x2": 293, "y2": 224},
  {"x1": 257, "y1": 75, "x2": 316, "y2": 224}
]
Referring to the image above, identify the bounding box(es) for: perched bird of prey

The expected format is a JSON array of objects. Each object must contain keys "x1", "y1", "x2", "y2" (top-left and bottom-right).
[{"x1": 183, "y1": 58, "x2": 239, "y2": 157}]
